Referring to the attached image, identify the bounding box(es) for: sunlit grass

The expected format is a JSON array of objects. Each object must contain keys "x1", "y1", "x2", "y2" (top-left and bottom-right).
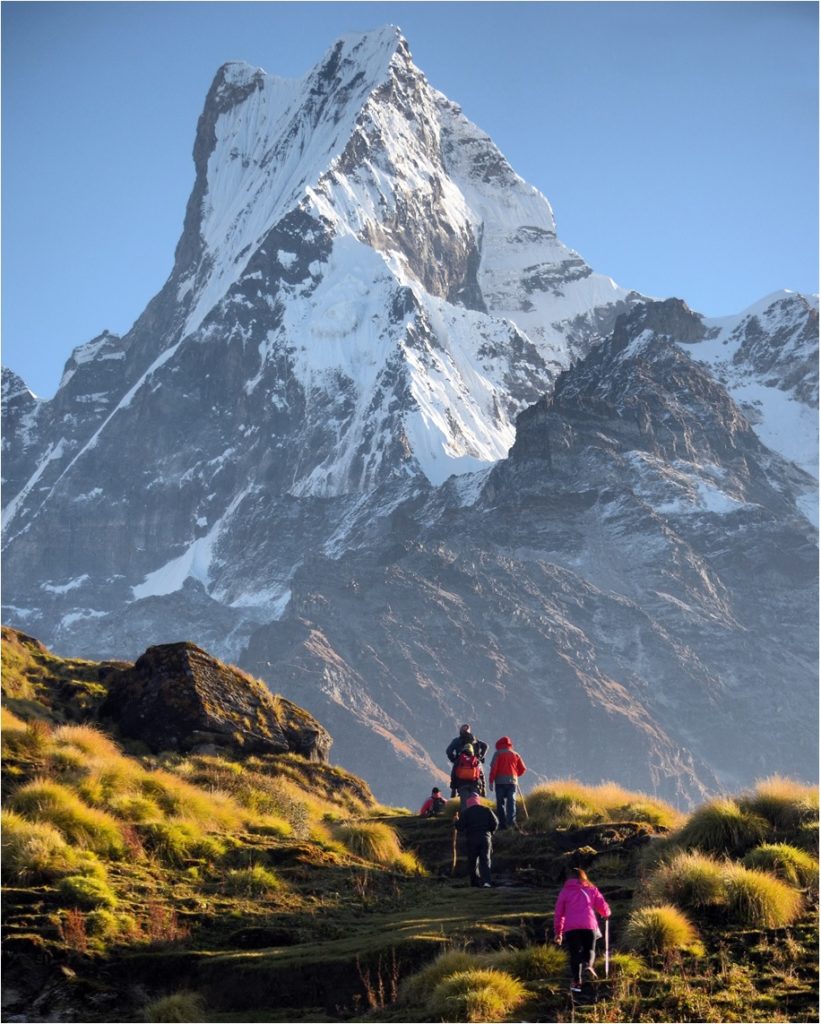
[
  {"x1": 525, "y1": 778, "x2": 681, "y2": 831},
  {"x1": 742, "y1": 843, "x2": 819, "y2": 890},
  {"x1": 426, "y1": 968, "x2": 527, "y2": 1023},
  {"x1": 624, "y1": 904, "x2": 703, "y2": 958},
  {"x1": 674, "y1": 797, "x2": 768, "y2": 855},
  {"x1": 9, "y1": 779, "x2": 126, "y2": 857},
  {"x1": 721, "y1": 863, "x2": 803, "y2": 928}
]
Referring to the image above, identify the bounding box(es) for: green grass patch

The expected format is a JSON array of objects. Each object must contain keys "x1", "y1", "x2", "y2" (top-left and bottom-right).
[
  {"x1": 426, "y1": 968, "x2": 527, "y2": 1023},
  {"x1": 674, "y1": 797, "x2": 768, "y2": 856},
  {"x1": 644, "y1": 850, "x2": 727, "y2": 911},
  {"x1": 9, "y1": 779, "x2": 126, "y2": 857},
  {"x1": 742, "y1": 843, "x2": 819, "y2": 890},
  {"x1": 624, "y1": 904, "x2": 703, "y2": 958},
  {"x1": 141, "y1": 991, "x2": 206, "y2": 1023},
  {"x1": 721, "y1": 863, "x2": 803, "y2": 928}
]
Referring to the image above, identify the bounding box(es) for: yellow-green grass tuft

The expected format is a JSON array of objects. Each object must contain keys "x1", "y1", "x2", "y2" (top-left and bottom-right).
[
  {"x1": 742, "y1": 843, "x2": 819, "y2": 890},
  {"x1": 52, "y1": 724, "x2": 122, "y2": 760},
  {"x1": 9, "y1": 779, "x2": 125, "y2": 857},
  {"x1": 490, "y1": 943, "x2": 568, "y2": 981},
  {"x1": 525, "y1": 778, "x2": 680, "y2": 831},
  {"x1": 334, "y1": 820, "x2": 410, "y2": 868},
  {"x1": 624, "y1": 904, "x2": 703, "y2": 958},
  {"x1": 674, "y1": 797, "x2": 768, "y2": 855},
  {"x1": 224, "y1": 865, "x2": 281, "y2": 896},
  {"x1": 526, "y1": 780, "x2": 607, "y2": 830},
  {"x1": 644, "y1": 851, "x2": 727, "y2": 911},
  {"x1": 398, "y1": 949, "x2": 478, "y2": 1006},
  {"x1": 57, "y1": 873, "x2": 118, "y2": 909},
  {"x1": 139, "y1": 820, "x2": 225, "y2": 865},
  {"x1": 721, "y1": 863, "x2": 803, "y2": 928},
  {"x1": 0, "y1": 809, "x2": 105, "y2": 881},
  {"x1": 739, "y1": 777, "x2": 819, "y2": 838},
  {"x1": 794, "y1": 820, "x2": 820, "y2": 856},
  {"x1": 141, "y1": 991, "x2": 206, "y2": 1023},
  {"x1": 426, "y1": 969, "x2": 527, "y2": 1023},
  {"x1": 608, "y1": 951, "x2": 646, "y2": 979},
  {"x1": 138, "y1": 770, "x2": 242, "y2": 830}
]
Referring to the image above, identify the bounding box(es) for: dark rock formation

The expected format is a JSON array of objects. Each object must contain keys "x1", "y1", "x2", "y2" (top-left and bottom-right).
[{"x1": 99, "y1": 641, "x2": 331, "y2": 761}]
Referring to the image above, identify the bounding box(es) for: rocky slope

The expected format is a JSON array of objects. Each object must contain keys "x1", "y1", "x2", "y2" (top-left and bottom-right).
[{"x1": 1, "y1": 28, "x2": 817, "y2": 807}]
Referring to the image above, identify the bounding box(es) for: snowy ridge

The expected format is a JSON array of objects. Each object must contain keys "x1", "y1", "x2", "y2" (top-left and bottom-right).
[
  {"x1": 182, "y1": 28, "x2": 403, "y2": 338},
  {"x1": 686, "y1": 290, "x2": 819, "y2": 484}
]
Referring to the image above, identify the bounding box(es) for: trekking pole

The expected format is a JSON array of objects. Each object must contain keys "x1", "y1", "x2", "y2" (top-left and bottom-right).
[
  {"x1": 518, "y1": 785, "x2": 529, "y2": 820},
  {"x1": 451, "y1": 813, "x2": 459, "y2": 876},
  {"x1": 604, "y1": 918, "x2": 610, "y2": 980}
]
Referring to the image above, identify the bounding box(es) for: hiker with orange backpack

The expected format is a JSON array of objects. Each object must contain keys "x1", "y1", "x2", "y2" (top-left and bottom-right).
[
  {"x1": 488, "y1": 736, "x2": 527, "y2": 830},
  {"x1": 445, "y1": 723, "x2": 488, "y2": 766},
  {"x1": 553, "y1": 866, "x2": 611, "y2": 994},
  {"x1": 449, "y1": 743, "x2": 486, "y2": 808}
]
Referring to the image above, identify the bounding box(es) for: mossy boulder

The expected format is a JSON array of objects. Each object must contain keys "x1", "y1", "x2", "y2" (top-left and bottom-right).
[{"x1": 99, "y1": 642, "x2": 331, "y2": 761}]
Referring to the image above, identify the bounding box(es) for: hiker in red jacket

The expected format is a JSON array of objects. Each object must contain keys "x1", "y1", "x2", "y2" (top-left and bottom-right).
[
  {"x1": 419, "y1": 787, "x2": 447, "y2": 817},
  {"x1": 488, "y1": 736, "x2": 526, "y2": 830},
  {"x1": 553, "y1": 866, "x2": 611, "y2": 993}
]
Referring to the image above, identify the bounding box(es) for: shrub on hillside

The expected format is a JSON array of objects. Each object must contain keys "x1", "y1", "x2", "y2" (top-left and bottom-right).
[
  {"x1": 9, "y1": 779, "x2": 125, "y2": 857},
  {"x1": 742, "y1": 843, "x2": 819, "y2": 890},
  {"x1": 335, "y1": 821, "x2": 418, "y2": 870},
  {"x1": 624, "y1": 904, "x2": 703, "y2": 958},
  {"x1": 57, "y1": 873, "x2": 118, "y2": 909},
  {"x1": 398, "y1": 949, "x2": 478, "y2": 1005},
  {"x1": 139, "y1": 820, "x2": 226, "y2": 865},
  {"x1": 739, "y1": 777, "x2": 819, "y2": 839},
  {"x1": 224, "y1": 865, "x2": 280, "y2": 896},
  {"x1": 426, "y1": 969, "x2": 527, "y2": 1023},
  {"x1": 674, "y1": 798, "x2": 768, "y2": 855},
  {"x1": 141, "y1": 991, "x2": 205, "y2": 1023},
  {"x1": 722, "y1": 863, "x2": 803, "y2": 928},
  {"x1": 794, "y1": 821, "x2": 820, "y2": 856},
  {"x1": 526, "y1": 779, "x2": 680, "y2": 831},
  {"x1": 52, "y1": 724, "x2": 122, "y2": 761},
  {"x1": 607, "y1": 951, "x2": 646, "y2": 979},
  {"x1": 2, "y1": 810, "x2": 76, "y2": 881},
  {"x1": 491, "y1": 943, "x2": 567, "y2": 981},
  {"x1": 644, "y1": 851, "x2": 727, "y2": 911},
  {"x1": 526, "y1": 781, "x2": 606, "y2": 830}
]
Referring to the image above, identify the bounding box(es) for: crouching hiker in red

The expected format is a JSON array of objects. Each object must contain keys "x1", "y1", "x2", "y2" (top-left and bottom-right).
[
  {"x1": 488, "y1": 736, "x2": 526, "y2": 830},
  {"x1": 553, "y1": 866, "x2": 611, "y2": 993},
  {"x1": 419, "y1": 787, "x2": 447, "y2": 817}
]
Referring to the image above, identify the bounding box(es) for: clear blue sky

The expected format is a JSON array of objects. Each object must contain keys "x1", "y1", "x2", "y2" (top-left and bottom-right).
[{"x1": 3, "y1": 1, "x2": 818, "y2": 398}]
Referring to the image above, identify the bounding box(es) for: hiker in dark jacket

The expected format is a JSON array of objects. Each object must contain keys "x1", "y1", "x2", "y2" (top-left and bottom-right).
[
  {"x1": 445, "y1": 723, "x2": 488, "y2": 764},
  {"x1": 449, "y1": 743, "x2": 486, "y2": 807},
  {"x1": 455, "y1": 793, "x2": 498, "y2": 887},
  {"x1": 488, "y1": 736, "x2": 527, "y2": 830}
]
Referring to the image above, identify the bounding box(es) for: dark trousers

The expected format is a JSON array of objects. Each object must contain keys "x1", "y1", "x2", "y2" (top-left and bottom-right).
[
  {"x1": 565, "y1": 928, "x2": 596, "y2": 984},
  {"x1": 495, "y1": 783, "x2": 517, "y2": 828},
  {"x1": 465, "y1": 834, "x2": 492, "y2": 886}
]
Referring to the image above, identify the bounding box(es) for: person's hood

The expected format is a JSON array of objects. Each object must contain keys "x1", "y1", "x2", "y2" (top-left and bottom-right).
[{"x1": 495, "y1": 736, "x2": 513, "y2": 750}]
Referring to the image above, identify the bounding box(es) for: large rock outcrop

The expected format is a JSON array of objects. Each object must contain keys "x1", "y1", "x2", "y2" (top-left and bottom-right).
[{"x1": 99, "y1": 641, "x2": 331, "y2": 761}]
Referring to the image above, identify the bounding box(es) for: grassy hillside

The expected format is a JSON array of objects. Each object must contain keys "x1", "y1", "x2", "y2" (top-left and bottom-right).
[{"x1": 1, "y1": 630, "x2": 817, "y2": 1022}]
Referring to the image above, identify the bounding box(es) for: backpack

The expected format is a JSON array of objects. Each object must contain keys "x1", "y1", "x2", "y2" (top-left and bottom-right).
[{"x1": 454, "y1": 752, "x2": 480, "y2": 782}]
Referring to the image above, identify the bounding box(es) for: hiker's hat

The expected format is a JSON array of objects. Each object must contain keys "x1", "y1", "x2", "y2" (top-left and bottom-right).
[{"x1": 432, "y1": 787, "x2": 441, "y2": 794}]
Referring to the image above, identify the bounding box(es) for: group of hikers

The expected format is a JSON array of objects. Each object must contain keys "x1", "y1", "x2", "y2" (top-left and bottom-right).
[{"x1": 418, "y1": 722, "x2": 611, "y2": 995}]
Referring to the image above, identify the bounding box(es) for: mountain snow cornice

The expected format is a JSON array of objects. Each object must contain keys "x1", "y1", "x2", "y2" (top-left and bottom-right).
[{"x1": 1, "y1": 28, "x2": 817, "y2": 807}]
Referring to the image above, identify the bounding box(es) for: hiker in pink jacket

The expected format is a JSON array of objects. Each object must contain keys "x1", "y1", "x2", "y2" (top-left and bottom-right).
[{"x1": 553, "y1": 867, "x2": 611, "y2": 992}]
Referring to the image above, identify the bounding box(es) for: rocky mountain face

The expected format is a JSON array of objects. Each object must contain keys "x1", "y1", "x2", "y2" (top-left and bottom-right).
[{"x1": 2, "y1": 28, "x2": 817, "y2": 807}]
